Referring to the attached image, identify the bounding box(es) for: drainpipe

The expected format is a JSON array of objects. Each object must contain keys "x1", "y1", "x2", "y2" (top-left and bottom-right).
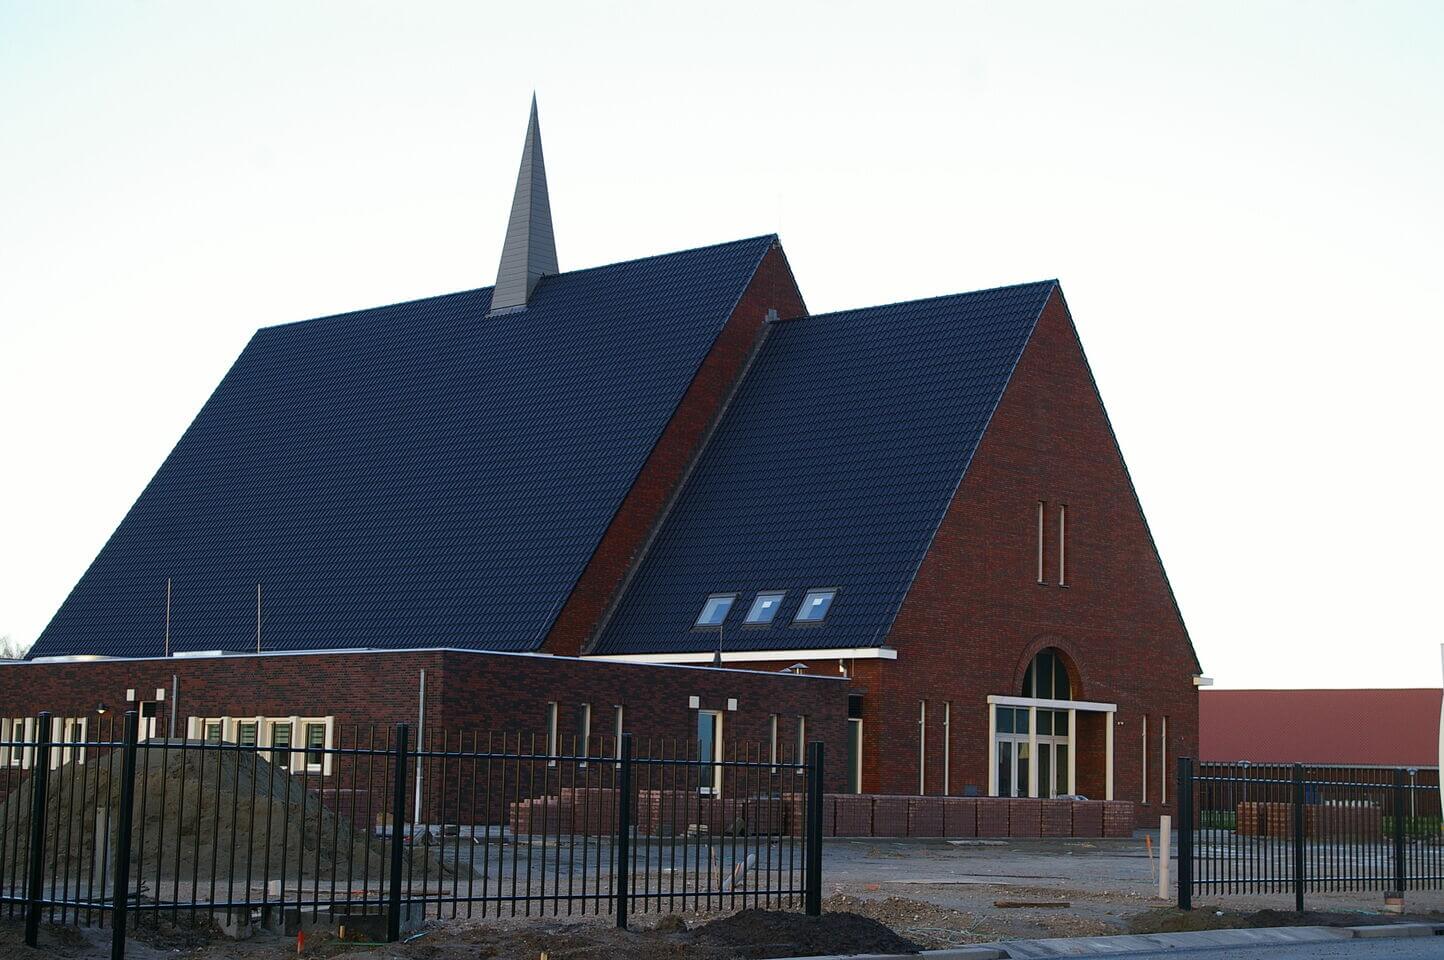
[
  {"x1": 169, "y1": 675, "x2": 178, "y2": 739},
  {"x1": 413, "y1": 670, "x2": 426, "y2": 830}
]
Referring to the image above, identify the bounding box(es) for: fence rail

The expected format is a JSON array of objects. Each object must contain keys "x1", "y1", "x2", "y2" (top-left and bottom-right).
[
  {"x1": 1177, "y1": 757, "x2": 1442, "y2": 911},
  {"x1": 0, "y1": 711, "x2": 824, "y2": 958}
]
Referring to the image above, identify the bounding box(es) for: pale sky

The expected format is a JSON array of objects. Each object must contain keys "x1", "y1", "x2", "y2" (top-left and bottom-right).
[{"x1": 2, "y1": 1, "x2": 1441, "y2": 688}]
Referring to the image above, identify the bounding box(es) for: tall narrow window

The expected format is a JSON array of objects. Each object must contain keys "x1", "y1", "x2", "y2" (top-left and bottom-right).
[
  {"x1": 1141, "y1": 715, "x2": 1149, "y2": 804},
  {"x1": 613, "y1": 705, "x2": 624, "y2": 760},
  {"x1": 271, "y1": 721, "x2": 293, "y2": 770},
  {"x1": 576, "y1": 703, "x2": 591, "y2": 764},
  {"x1": 545, "y1": 702, "x2": 559, "y2": 766},
  {"x1": 1160, "y1": 716, "x2": 1168, "y2": 804},
  {"x1": 1058, "y1": 504, "x2": 1068, "y2": 586},
  {"x1": 1037, "y1": 501, "x2": 1047, "y2": 583},
  {"x1": 304, "y1": 722, "x2": 327, "y2": 772},
  {"x1": 769, "y1": 714, "x2": 779, "y2": 771},
  {"x1": 942, "y1": 702, "x2": 951, "y2": 796},
  {"x1": 698, "y1": 710, "x2": 723, "y2": 795},
  {"x1": 795, "y1": 716, "x2": 806, "y2": 766},
  {"x1": 917, "y1": 701, "x2": 927, "y2": 795}
]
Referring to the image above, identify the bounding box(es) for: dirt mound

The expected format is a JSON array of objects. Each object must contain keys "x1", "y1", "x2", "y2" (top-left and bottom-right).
[
  {"x1": 692, "y1": 908, "x2": 921, "y2": 958},
  {"x1": 0, "y1": 741, "x2": 447, "y2": 886}
]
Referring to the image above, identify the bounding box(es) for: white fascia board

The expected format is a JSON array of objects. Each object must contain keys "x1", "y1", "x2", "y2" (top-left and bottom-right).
[
  {"x1": 987, "y1": 693, "x2": 1117, "y2": 713},
  {"x1": 584, "y1": 647, "x2": 899, "y2": 665}
]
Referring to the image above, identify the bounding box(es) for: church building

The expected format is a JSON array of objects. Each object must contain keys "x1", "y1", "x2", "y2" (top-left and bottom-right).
[{"x1": 4, "y1": 99, "x2": 1203, "y2": 827}]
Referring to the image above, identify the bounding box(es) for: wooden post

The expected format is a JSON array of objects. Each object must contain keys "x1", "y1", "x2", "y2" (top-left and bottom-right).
[{"x1": 1158, "y1": 815, "x2": 1172, "y2": 899}]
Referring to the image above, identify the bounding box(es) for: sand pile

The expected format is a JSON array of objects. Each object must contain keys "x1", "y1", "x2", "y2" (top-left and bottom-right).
[{"x1": 0, "y1": 741, "x2": 450, "y2": 887}]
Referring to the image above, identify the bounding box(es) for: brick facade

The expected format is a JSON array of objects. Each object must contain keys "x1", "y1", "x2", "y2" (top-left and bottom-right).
[
  {"x1": 869, "y1": 289, "x2": 1198, "y2": 823},
  {"x1": 723, "y1": 290, "x2": 1199, "y2": 828},
  {"x1": 544, "y1": 243, "x2": 808, "y2": 657},
  {"x1": 0, "y1": 648, "x2": 849, "y2": 793}
]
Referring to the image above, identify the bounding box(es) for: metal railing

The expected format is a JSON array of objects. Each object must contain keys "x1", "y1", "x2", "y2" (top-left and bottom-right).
[
  {"x1": 0, "y1": 711, "x2": 824, "y2": 958},
  {"x1": 1177, "y1": 757, "x2": 1442, "y2": 911}
]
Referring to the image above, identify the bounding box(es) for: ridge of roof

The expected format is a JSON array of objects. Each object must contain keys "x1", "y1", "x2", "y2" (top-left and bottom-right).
[
  {"x1": 261, "y1": 234, "x2": 780, "y2": 333},
  {"x1": 788, "y1": 278, "x2": 1059, "y2": 323}
]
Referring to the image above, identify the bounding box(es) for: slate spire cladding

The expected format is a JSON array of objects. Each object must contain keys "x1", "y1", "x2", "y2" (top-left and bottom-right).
[{"x1": 489, "y1": 95, "x2": 559, "y2": 315}]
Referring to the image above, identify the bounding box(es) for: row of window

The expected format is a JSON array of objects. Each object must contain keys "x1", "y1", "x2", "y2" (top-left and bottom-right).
[
  {"x1": 2, "y1": 717, "x2": 88, "y2": 769},
  {"x1": 695, "y1": 588, "x2": 835, "y2": 628},
  {"x1": 188, "y1": 715, "x2": 334, "y2": 774}
]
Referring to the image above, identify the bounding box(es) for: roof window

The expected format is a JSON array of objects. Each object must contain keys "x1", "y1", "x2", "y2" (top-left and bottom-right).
[
  {"x1": 745, "y1": 591, "x2": 786, "y2": 625},
  {"x1": 695, "y1": 594, "x2": 736, "y2": 627},
  {"x1": 793, "y1": 589, "x2": 836, "y2": 624}
]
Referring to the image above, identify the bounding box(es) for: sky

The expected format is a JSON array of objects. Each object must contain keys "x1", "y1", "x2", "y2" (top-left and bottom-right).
[{"x1": 1, "y1": 1, "x2": 1441, "y2": 688}]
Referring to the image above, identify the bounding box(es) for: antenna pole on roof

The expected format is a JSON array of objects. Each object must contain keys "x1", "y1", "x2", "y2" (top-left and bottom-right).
[
  {"x1": 256, "y1": 583, "x2": 262, "y2": 654},
  {"x1": 713, "y1": 623, "x2": 723, "y2": 667},
  {"x1": 164, "y1": 578, "x2": 171, "y2": 658}
]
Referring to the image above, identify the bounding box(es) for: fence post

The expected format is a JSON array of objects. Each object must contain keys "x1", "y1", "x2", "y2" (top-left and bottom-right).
[
  {"x1": 804, "y1": 741, "x2": 824, "y2": 917},
  {"x1": 1393, "y1": 767, "x2": 1407, "y2": 897},
  {"x1": 614, "y1": 733, "x2": 633, "y2": 930},
  {"x1": 1176, "y1": 756, "x2": 1193, "y2": 910},
  {"x1": 110, "y1": 711, "x2": 139, "y2": 960},
  {"x1": 1292, "y1": 763, "x2": 1305, "y2": 913},
  {"x1": 386, "y1": 724, "x2": 410, "y2": 943},
  {"x1": 23, "y1": 712, "x2": 53, "y2": 948}
]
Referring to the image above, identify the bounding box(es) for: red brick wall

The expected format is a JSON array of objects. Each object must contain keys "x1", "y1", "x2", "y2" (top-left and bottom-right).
[
  {"x1": 0, "y1": 649, "x2": 849, "y2": 796},
  {"x1": 544, "y1": 243, "x2": 809, "y2": 657},
  {"x1": 836, "y1": 290, "x2": 1199, "y2": 823}
]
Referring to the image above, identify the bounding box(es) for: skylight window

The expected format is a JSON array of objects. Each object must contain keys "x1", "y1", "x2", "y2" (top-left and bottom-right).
[
  {"x1": 695, "y1": 594, "x2": 736, "y2": 627},
  {"x1": 794, "y1": 589, "x2": 836, "y2": 624},
  {"x1": 745, "y1": 591, "x2": 786, "y2": 625}
]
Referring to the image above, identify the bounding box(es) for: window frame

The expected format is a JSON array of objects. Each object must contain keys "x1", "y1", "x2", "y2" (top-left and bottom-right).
[
  {"x1": 545, "y1": 702, "x2": 559, "y2": 767},
  {"x1": 744, "y1": 591, "x2": 787, "y2": 626},
  {"x1": 792, "y1": 589, "x2": 837, "y2": 625},
  {"x1": 694, "y1": 593, "x2": 737, "y2": 629}
]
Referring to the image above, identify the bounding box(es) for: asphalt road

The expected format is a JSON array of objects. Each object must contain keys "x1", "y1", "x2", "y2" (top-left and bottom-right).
[{"x1": 1093, "y1": 937, "x2": 1444, "y2": 959}]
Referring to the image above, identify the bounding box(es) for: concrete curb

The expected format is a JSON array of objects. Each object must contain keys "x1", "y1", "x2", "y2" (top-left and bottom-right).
[{"x1": 779, "y1": 922, "x2": 1444, "y2": 960}]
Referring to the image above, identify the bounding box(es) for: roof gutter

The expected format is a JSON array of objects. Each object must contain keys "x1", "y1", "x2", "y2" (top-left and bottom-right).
[{"x1": 585, "y1": 646, "x2": 898, "y2": 665}]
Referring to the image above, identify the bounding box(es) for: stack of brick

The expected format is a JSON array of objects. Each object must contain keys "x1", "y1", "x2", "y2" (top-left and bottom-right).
[
  {"x1": 1235, "y1": 802, "x2": 1266, "y2": 836},
  {"x1": 908, "y1": 797, "x2": 945, "y2": 837},
  {"x1": 1008, "y1": 799, "x2": 1042, "y2": 837},
  {"x1": 1102, "y1": 801, "x2": 1135, "y2": 837},
  {"x1": 1040, "y1": 799, "x2": 1073, "y2": 837},
  {"x1": 975, "y1": 798, "x2": 1010, "y2": 837},
  {"x1": 833, "y1": 795, "x2": 874, "y2": 836},
  {"x1": 942, "y1": 798, "x2": 977, "y2": 837},
  {"x1": 1308, "y1": 803, "x2": 1382, "y2": 840}
]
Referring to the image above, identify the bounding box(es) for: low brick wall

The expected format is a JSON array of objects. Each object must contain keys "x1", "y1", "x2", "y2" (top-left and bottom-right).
[
  {"x1": 825, "y1": 795, "x2": 1135, "y2": 839},
  {"x1": 506, "y1": 791, "x2": 1138, "y2": 839}
]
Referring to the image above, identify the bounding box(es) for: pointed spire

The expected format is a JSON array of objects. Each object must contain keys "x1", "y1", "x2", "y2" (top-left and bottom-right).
[{"x1": 489, "y1": 95, "x2": 558, "y2": 314}]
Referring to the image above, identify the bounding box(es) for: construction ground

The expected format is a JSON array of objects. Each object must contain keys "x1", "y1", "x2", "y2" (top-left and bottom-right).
[{"x1": 4, "y1": 836, "x2": 1443, "y2": 959}]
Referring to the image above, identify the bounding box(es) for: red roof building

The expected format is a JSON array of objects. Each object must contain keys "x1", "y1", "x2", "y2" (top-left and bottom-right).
[{"x1": 1200, "y1": 689, "x2": 1441, "y2": 768}]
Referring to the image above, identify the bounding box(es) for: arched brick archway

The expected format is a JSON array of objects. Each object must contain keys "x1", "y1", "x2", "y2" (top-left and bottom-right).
[
  {"x1": 1011, "y1": 635, "x2": 1087, "y2": 701},
  {"x1": 992, "y1": 636, "x2": 1115, "y2": 802}
]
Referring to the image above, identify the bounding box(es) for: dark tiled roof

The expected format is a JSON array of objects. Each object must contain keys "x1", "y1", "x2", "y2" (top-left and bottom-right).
[
  {"x1": 31, "y1": 236, "x2": 777, "y2": 658},
  {"x1": 593, "y1": 281, "x2": 1057, "y2": 655},
  {"x1": 1201, "y1": 689, "x2": 1442, "y2": 766}
]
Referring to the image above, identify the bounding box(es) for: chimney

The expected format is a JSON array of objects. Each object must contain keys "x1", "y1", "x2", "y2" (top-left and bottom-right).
[{"x1": 488, "y1": 95, "x2": 558, "y2": 315}]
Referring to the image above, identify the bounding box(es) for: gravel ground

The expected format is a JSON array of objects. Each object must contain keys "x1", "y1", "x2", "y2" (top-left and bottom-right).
[{"x1": 6, "y1": 836, "x2": 1442, "y2": 957}]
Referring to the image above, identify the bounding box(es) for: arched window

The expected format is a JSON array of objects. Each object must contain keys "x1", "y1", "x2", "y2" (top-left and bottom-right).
[
  {"x1": 994, "y1": 648, "x2": 1075, "y2": 800},
  {"x1": 1021, "y1": 648, "x2": 1071, "y2": 701}
]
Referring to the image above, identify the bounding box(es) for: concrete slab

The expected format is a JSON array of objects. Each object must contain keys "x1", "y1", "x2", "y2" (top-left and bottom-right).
[
  {"x1": 1347, "y1": 923, "x2": 1442, "y2": 939},
  {"x1": 994, "y1": 925, "x2": 1352, "y2": 957}
]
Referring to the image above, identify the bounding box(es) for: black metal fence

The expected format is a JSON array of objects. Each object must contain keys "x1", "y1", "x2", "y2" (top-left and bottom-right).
[
  {"x1": 1177, "y1": 757, "x2": 1443, "y2": 911},
  {"x1": 0, "y1": 711, "x2": 824, "y2": 958}
]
